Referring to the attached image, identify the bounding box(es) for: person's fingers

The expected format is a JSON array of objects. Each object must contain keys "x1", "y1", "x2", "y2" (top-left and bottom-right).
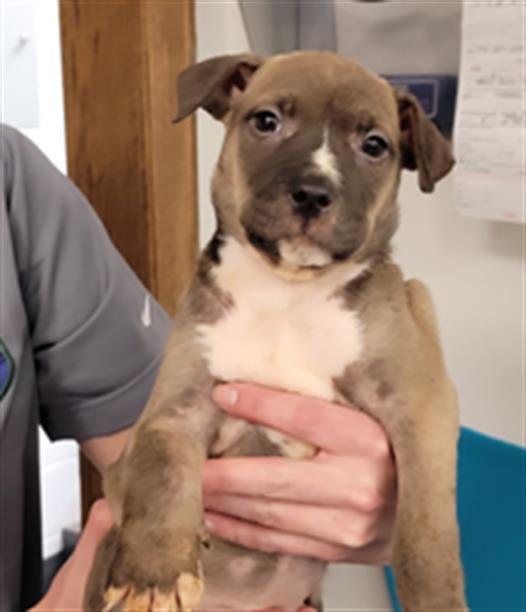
[
  {"x1": 71, "y1": 498, "x2": 114, "y2": 569},
  {"x1": 53, "y1": 499, "x2": 113, "y2": 592},
  {"x1": 30, "y1": 499, "x2": 113, "y2": 610},
  {"x1": 205, "y1": 511, "x2": 391, "y2": 565},
  {"x1": 204, "y1": 454, "x2": 390, "y2": 509},
  {"x1": 260, "y1": 608, "x2": 315, "y2": 612},
  {"x1": 205, "y1": 511, "x2": 351, "y2": 561},
  {"x1": 213, "y1": 383, "x2": 390, "y2": 457},
  {"x1": 204, "y1": 493, "x2": 392, "y2": 549}
]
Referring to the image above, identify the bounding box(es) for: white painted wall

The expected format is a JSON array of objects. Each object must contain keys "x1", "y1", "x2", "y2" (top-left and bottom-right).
[
  {"x1": 195, "y1": 1, "x2": 523, "y2": 609},
  {"x1": 3, "y1": 0, "x2": 80, "y2": 559},
  {"x1": 393, "y1": 176, "x2": 523, "y2": 448},
  {"x1": 10, "y1": 0, "x2": 67, "y2": 171}
]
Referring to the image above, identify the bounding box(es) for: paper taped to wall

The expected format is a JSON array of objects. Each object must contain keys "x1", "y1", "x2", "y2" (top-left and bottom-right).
[{"x1": 453, "y1": 0, "x2": 524, "y2": 223}]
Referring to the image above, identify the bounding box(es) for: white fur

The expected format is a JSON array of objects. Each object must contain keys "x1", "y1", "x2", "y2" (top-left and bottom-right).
[
  {"x1": 197, "y1": 238, "x2": 367, "y2": 401},
  {"x1": 312, "y1": 129, "x2": 341, "y2": 184},
  {"x1": 278, "y1": 237, "x2": 333, "y2": 268},
  {"x1": 263, "y1": 427, "x2": 316, "y2": 459}
]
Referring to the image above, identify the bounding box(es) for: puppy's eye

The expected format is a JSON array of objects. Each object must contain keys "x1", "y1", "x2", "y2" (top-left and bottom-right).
[
  {"x1": 251, "y1": 110, "x2": 281, "y2": 134},
  {"x1": 361, "y1": 134, "x2": 389, "y2": 159}
]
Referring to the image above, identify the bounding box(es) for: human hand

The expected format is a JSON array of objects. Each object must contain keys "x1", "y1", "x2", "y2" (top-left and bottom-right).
[
  {"x1": 203, "y1": 384, "x2": 396, "y2": 565},
  {"x1": 30, "y1": 499, "x2": 113, "y2": 610}
]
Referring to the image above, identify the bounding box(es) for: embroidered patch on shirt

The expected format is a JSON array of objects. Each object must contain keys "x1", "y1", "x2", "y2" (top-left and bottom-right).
[{"x1": 0, "y1": 339, "x2": 15, "y2": 400}]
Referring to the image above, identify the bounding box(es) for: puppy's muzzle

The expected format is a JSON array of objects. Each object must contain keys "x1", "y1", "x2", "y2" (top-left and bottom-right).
[{"x1": 290, "y1": 178, "x2": 333, "y2": 220}]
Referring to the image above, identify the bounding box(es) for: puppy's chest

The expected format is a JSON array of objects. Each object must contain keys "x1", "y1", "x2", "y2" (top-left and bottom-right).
[{"x1": 197, "y1": 240, "x2": 365, "y2": 402}]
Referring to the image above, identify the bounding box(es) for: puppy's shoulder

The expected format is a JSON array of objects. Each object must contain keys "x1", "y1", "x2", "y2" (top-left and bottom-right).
[
  {"x1": 341, "y1": 257, "x2": 406, "y2": 313},
  {"x1": 175, "y1": 239, "x2": 232, "y2": 326}
]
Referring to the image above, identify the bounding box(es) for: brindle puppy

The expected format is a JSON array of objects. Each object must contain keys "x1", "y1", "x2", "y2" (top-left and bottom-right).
[{"x1": 85, "y1": 51, "x2": 468, "y2": 612}]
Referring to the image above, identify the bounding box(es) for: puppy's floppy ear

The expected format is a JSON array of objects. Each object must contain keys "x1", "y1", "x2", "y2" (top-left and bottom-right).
[
  {"x1": 396, "y1": 91, "x2": 455, "y2": 193},
  {"x1": 174, "y1": 54, "x2": 264, "y2": 123}
]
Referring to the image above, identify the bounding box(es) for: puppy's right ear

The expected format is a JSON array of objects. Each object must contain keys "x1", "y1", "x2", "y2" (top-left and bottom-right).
[
  {"x1": 396, "y1": 90, "x2": 455, "y2": 193},
  {"x1": 174, "y1": 54, "x2": 264, "y2": 123}
]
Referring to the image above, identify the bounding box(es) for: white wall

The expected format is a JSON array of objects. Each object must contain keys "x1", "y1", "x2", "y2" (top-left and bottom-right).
[
  {"x1": 11, "y1": 0, "x2": 67, "y2": 171},
  {"x1": 195, "y1": 2, "x2": 523, "y2": 609},
  {"x1": 3, "y1": 0, "x2": 81, "y2": 559},
  {"x1": 393, "y1": 176, "x2": 523, "y2": 448}
]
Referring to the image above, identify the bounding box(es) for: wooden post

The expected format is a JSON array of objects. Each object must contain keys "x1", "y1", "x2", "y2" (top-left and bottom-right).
[{"x1": 60, "y1": 0, "x2": 197, "y2": 519}]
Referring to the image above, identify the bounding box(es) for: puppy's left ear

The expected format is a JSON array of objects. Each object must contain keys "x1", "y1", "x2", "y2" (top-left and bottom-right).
[
  {"x1": 174, "y1": 54, "x2": 264, "y2": 123},
  {"x1": 396, "y1": 91, "x2": 455, "y2": 193}
]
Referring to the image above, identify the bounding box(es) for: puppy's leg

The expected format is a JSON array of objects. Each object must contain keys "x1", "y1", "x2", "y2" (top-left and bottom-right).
[
  {"x1": 304, "y1": 586, "x2": 324, "y2": 612},
  {"x1": 348, "y1": 391, "x2": 466, "y2": 611},
  {"x1": 387, "y1": 281, "x2": 467, "y2": 611},
  {"x1": 388, "y1": 396, "x2": 467, "y2": 611},
  {"x1": 84, "y1": 415, "x2": 208, "y2": 612},
  {"x1": 341, "y1": 280, "x2": 467, "y2": 611}
]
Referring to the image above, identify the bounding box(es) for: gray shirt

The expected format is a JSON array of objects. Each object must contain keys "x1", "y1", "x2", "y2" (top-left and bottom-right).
[{"x1": 0, "y1": 125, "x2": 171, "y2": 610}]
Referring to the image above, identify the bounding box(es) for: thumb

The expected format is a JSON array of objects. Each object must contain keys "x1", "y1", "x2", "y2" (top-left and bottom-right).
[
  {"x1": 30, "y1": 499, "x2": 114, "y2": 610},
  {"x1": 70, "y1": 498, "x2": 114, "y2": 570}
]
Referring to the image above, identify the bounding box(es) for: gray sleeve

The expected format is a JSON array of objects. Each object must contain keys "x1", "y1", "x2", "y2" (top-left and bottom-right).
[{"x1": 3, "y1": 125, "x2": 172, "y2": 441}]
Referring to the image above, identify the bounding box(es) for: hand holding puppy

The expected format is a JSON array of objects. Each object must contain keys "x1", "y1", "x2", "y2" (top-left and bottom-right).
[
  {"x1": 30, "y1": 500, "x2": 113, "y2": 611},
  {"x1": 204, "y1": 384, "x2": 396, "y2": 565}
]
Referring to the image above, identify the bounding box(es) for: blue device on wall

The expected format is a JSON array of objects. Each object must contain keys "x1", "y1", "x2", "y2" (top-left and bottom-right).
[{"x1": 384, "y1": 75, "x2": 458, "y2": 137}]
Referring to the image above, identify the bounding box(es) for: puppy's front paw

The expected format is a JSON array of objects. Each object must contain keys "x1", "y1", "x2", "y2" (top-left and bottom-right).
[
  {"x1": 101, "y1": 569, "x2": 203, "y2": 611},
  {"x1": 85, "y1": 527, "x2": 204, "y2": 612}
]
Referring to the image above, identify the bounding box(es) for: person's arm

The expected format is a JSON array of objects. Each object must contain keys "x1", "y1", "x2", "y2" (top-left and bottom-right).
[
  {"x1": 5, "y1": 127, "x2": 172, "y2": 448},
  {"x1": 81, "y1": 428, "x2": 132, "y2": 472}
]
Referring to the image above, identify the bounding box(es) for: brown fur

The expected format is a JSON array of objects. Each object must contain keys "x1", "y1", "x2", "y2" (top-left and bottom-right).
[
  {"x1": 335, "y1": 265, "x2": 464, "y2": 609},
  {"x1": 84, "y1": 51, "x2": 466, "y2": 612}
]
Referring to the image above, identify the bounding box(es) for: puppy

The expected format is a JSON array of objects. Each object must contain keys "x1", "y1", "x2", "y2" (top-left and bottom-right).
[{"x1": 85, "y1": 51, "x2": 468, "y2": 612}]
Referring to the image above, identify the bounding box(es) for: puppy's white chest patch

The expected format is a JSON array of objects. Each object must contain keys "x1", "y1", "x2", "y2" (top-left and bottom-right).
[{"x1": 197, "y1": 239, "x2": 365, "y2": 401}]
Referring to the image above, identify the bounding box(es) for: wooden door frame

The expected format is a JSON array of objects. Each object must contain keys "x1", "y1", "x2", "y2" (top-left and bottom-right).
[{"x1": 59, "y1": 0, "x2": 197, "y2": 520}]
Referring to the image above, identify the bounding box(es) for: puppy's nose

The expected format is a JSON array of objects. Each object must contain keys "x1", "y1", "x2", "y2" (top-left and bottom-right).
[{"x1": 291, "y1": 184, "x2": 332, "y2": 218}]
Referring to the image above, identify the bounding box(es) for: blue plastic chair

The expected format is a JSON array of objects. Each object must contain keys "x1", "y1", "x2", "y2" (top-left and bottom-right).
[{"x1": 385, "y1": 427, "x2": 526, "y2": 611}]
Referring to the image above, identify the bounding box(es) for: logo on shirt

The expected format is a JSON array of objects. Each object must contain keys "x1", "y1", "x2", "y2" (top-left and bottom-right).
[
  {"x1": 141, "y1": 294, "x2": 152, "y2": 328},
  {"x1": 0, "y1": 339, "x2": 15, "y2": 400}
]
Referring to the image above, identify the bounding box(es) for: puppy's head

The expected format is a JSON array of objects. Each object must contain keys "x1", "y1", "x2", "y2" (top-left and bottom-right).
[{"x1": 175, "y1": 51, "x2": 454, "y2": 273}]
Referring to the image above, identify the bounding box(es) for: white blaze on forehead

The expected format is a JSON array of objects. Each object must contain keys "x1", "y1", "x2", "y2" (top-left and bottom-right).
[{"x1": 312, "y1": 128, "x2": 341, "y2": 185}]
